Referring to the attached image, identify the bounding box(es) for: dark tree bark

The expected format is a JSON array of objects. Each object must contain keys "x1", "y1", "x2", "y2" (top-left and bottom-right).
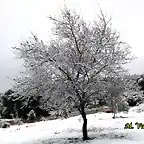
[
  {"x1": 80, "y1": 104, "x2": 88, "y2": 141},
  {"x1": 113, "y1": 112, "x2": 116, "y2": 119}
]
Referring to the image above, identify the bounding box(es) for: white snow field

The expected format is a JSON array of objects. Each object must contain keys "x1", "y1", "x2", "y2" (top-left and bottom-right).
[{"x1": 1, "y1": 104, "x2": 144, "y2": 144}]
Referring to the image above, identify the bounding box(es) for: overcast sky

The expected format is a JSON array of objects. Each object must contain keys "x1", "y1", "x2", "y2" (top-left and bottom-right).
[{"x1": 0, "y1": 0, "x2": 144, "y2": 92}]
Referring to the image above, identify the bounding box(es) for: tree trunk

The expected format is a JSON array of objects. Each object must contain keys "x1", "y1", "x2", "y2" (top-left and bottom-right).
[
  {"x1": 112, "y1": 106, "x2": 116, "y2": 119},
  {"x1": 113, "y1": 112, "x2": 116, "y2": 119},
  {"x1": 112, "y1": 104, "x2": 118, "y2": 119},
  {"x1": 81, "y1": 105, "x2": 88, "y2": 141}
]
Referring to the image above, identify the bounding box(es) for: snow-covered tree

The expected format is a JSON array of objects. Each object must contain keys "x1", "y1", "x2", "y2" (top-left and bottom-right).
[
  {"x1": 12, "y1": 7, "x2": 134, "y2": 140},
  {"x1": 107, "y1": 76, "x2": 129, "y2": 118},
  {"x1": 107, "y1": 87, "x2": 129, "y2": 119}
]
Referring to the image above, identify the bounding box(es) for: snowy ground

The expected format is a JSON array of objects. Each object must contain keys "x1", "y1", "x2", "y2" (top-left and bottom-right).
[{"x1": 1, "y1": 105, "x2": 144, "y2": 144}]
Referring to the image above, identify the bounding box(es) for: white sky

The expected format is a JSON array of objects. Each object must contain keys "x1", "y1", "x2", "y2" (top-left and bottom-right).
[{"x1": 0, "y1": 0, "x2": 144, "y2": 92}]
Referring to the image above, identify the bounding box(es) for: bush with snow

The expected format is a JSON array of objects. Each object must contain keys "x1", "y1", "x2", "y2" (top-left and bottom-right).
[
  {"x1": 124, "y1": 91, "x2": 144, "y2": 106},
  {"x1": 136, "y1": 103, "x2": 144, "y2": 113},
  {"x1": 0, "y1": 120, "x2": 10, "y2": 128},
  {"x1": 40, "y1": 116, "x2": 46, "y2": 121},
  {"x1": 27, "y1": 109, "x2": 36, "y2": 122},
  {"x1": 118, "y1": 101, "x2": 129, "y2": 113}
]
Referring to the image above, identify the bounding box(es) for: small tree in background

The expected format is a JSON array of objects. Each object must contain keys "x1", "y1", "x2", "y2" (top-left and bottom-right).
[{"x1": 107, "y1": 77, "x2": 129, "y2": 119}]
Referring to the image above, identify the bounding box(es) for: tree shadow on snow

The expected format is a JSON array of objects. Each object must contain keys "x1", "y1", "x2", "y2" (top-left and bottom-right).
[{"x1": 36, "y1": 128, "x2": 133, "y2": 144}]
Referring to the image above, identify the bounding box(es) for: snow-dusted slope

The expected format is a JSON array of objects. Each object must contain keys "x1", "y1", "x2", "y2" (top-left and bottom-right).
[{"x1": 1, "y1": 105, "x2": 144, "y2": 144}]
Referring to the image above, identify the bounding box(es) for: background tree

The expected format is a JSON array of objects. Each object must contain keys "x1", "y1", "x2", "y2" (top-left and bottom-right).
[
  {"x1": 107, "y1": 76, "x2": 129, "y2": 118},
  {"x1": 12, "y1": 7, "x2": 134, "y2": 140}
]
